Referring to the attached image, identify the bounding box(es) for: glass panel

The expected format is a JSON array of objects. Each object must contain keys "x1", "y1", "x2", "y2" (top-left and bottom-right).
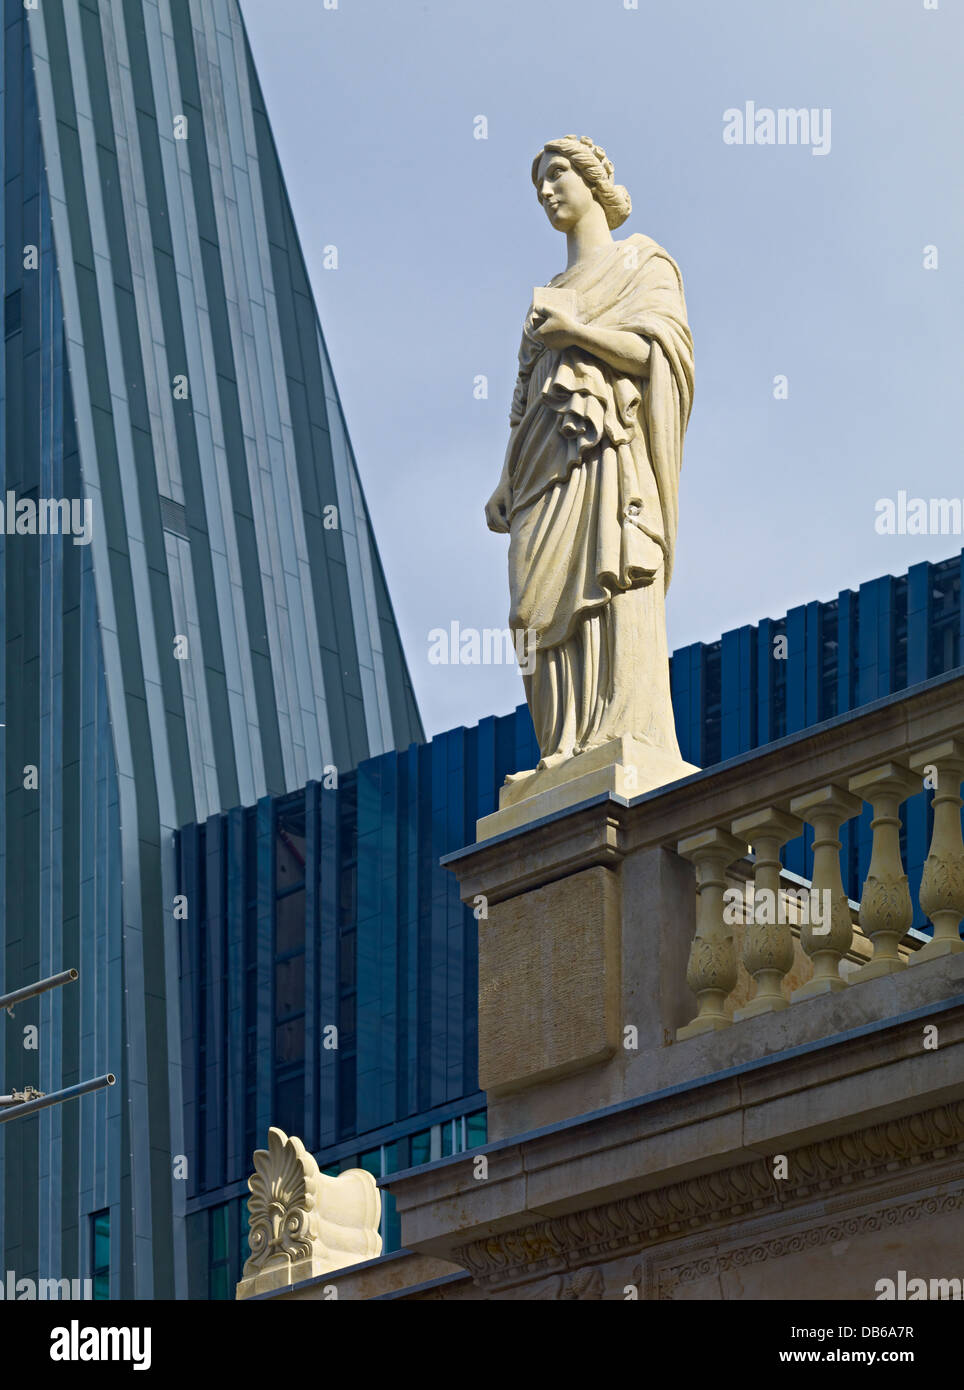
[
  {"x1": 91, "y1": 1210, "x2": 110, "y2": 1300},
  {"x1": 275, "y1": 889, "x2": 306, "y2": 955},
  {"x1": 360, "y1": 1147, "x2": 381, "y2": 1179},
  {"x1": 441, "y1": 1120, "x2": 454, "y2": 1157},
  {"x1": 275, "y1": 953, "x2": 305, "y2": 1018},
  {"x1": 338, "y1": 992, "x2": 355, "y2": 1041},
  {"x1": 93, "y1": 1211, "x2": 110, "y2": 1270},
  {"x1": 339, "y1": 931, "x2": 356, "y2": 988},
  {"x1": 339, "y1": 1054, "x2": 356, "y2": 1136},
  {"x1": 275, "y1": 1015, "x2": 305, "y2": 1064},
  {"x1": 410, "y1": 1129, "x2": 431, "y2": 1166},
  {"x1": 211, "y1": 1203, "x2": 229, "y2": 1263},
  {"x1": 382, "y1": 1191, "x2": 401, "y2": 1254},
  {"x1": 276, "y1": 806, "x2": 306, "y2": 891},
  {"x1": 274, "y1": 1072, "x2": 305, "y2": 1139},
  {"x1": 466, "y1": 1110, "x2": 487, "y2": 1149}
]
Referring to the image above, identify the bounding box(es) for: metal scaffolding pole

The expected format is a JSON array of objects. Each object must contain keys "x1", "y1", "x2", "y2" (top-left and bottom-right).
[
  {"x1": 0, "y1": 1074, "x2": 115, "y2": 1124},
  {"x1": 1, "y1": 967, "x2": 114, "y2": 1125},
  {"x1": 0, "y1": 967, "x2": 78, "y2": 1013}
]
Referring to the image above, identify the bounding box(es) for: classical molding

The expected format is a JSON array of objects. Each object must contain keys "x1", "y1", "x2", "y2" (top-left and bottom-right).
[
  {"x1": 656, "y1": 1187, "x2": 964, "y2": 1299},
  {"x1": 454, "y1": 1099, "x2": 964, "y2": 1292}
]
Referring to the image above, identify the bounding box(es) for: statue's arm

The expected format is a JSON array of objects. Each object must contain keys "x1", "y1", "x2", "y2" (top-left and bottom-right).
[
  {"x1": 485, "y1": 425, "x2": 516, "y2": 535},
  {"x1": 570, "y1": 323, "x2": 651, "y2": 377},
  {"x1": 535, "y1": 311, "x2": 651, "y2": 378}
]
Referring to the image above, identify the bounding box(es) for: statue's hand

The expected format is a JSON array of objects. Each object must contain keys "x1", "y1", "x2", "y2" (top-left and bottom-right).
[
  {"x1": 533, "y1": 308, "x2": 582, "y2": 351},
  {"x1": 485, "y1": 479, "x2": 511, "y2": 534}
]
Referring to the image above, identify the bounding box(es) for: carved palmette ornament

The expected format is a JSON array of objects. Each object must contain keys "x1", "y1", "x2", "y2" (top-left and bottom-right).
[{"x1": 243, "y1": 1127, "x2": 381, "y2": 1279}]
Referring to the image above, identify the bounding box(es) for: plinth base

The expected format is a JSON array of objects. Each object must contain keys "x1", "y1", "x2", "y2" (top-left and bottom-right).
[
  {"x1": 477, "y1": 735, "x2": 699, "y2": 841},
  {"x1": 909, "y1": 936, "x2": 964, "y2": 966},
  {"x1": 850, "y1": 957, "x2": 906, "y2": 984}
]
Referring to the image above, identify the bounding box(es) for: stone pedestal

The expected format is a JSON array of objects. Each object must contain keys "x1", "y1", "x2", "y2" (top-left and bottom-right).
[
  {"x1": 448, "y1": 795, "x2": 699, "y2": 1137},
  {"x1": 479, "y1": 866, "x2": 621, "y2": 1094},
  {"x1": 477, "y1": 734, "x2": 698, "y2": 840}
]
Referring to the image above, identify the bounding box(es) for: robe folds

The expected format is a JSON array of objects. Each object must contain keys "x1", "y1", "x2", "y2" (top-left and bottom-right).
[{"x1": 505, "y1": 233, "x2": 694, "y2": 762}]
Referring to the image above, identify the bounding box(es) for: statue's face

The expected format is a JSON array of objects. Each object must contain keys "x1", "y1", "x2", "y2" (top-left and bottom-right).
[{"x1": 535, "y1": 152, "x2": 595, "y2": 232}]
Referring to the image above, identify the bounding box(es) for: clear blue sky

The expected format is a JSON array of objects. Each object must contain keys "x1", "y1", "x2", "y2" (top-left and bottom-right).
[{"x1": 240, "y1": 0, "x2": 963, "y2": 740}]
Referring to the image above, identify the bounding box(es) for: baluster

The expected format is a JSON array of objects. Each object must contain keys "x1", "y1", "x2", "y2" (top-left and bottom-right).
[
  {"x1": 731, "y1": 808, "x2": 804, "y2": 1019},
  {"x1": 909, "y1": 741, "x2": 964, "y2": 964},
  {"x1": 677, "y1": 828, "x2": 748, "y2": 1039},
  {"x1": 789, "y1": 785, "x2": 862, "y2": 1000},
  {"x1": 848, "y1": 763, "x2": 919, "y2": 981}
]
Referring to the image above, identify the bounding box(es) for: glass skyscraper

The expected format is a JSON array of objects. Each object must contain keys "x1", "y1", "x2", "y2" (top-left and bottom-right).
[{"x1": 0, "y1": 0, "x2": 422, "y2": 1299}]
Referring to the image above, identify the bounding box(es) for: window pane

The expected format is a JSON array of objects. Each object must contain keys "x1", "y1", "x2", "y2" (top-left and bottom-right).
[
  {"x1": 339, "y1": 931, "x2": 356, "y2": 989},
  {"x1": 91, "y1": 1210, "x2": 110, "y2": 1299},
  {"x1": 441, "y1": 1121, "x2": 453, "y2": 1157},
  {"x1": 275, "y1": 953, "x2": 305, "y2": 1018},
  {"x1": 276, "y1": 808, "x2": 306, "y2": 891},
  {"x1": 360, "y1": 1147, "x2": 381, "y2": 1179},
  {"x1": 338, "y1": 992, "x2": 355, "y2": 1042},
  {"x1": 410, "y1": 1130, "x2": 431, "y2": 1166},
  {"x1": 211, "y1": 1203, "x2": 229, "y2": 1262},
  {"x1": 274, "y1": 1072, "x2": 305, "y2": 1138},
  {"x1": 382, "y1": 1190, "x2": 401, "y2": 1254},
  {"x1": 93, "y1": 1213, "x2": 110, "y2": 1268},
  {"x1": 275, "y1": 1015, "x2": 305, "y2": 1064},
  {"x1": 466, "y1": 1110, "x2": 487, "y2": 1148},
  {"x1": 275, "y1": 889, "x2": 306, "y2": 955}
]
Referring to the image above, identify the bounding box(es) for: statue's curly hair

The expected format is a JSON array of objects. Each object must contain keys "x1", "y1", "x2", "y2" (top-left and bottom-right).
[{"x1": 531, "y1": 135, "x2": 632, "y2": 230}]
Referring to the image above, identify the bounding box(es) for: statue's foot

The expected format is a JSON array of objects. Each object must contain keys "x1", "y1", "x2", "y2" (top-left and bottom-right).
[
  {"x1": 503, "y1": 768, "x2": 534, "y2": 785},
  {"x1": 536, "y1": 751, "x2": 571, "y2": 771}
]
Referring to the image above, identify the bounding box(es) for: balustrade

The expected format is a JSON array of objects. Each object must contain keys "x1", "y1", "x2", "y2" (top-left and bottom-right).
[{"x1": 674, "y1": 694, "x2": 964, "y2": 1036}]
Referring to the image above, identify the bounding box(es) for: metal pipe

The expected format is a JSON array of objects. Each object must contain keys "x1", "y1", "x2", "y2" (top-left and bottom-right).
[
  {"x1": 0, "y1": 1073, "x2": 114, "y2": 1124},
  {"x1": 0, "y1": 1086, "x2": 43, "y2": 1107},
  {"x1": 0, "y1": 967, "x2": 78, "y2": 1013}
]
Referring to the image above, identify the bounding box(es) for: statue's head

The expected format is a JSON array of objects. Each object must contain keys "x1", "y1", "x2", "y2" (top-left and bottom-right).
[{"x1": 531, "y1": 136, "x2": 631, "y2": 233}]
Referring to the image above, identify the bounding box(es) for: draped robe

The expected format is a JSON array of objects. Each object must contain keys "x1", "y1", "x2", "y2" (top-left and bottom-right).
[{"x1": 505, "y1": 233, "x2": 694, "y2": 763}]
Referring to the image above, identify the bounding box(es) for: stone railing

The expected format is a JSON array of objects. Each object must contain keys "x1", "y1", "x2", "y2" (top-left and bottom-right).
[
  {"x1": 441, "y1": 670, "x2": 964, "y2": 1137},
  {"x1": 675, "y1": 703, "x2": 964, "y2": 1040}
]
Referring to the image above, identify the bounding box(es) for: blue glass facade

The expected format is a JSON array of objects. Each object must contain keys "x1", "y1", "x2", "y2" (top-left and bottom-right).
[
  {"x1": 178, "y1": 705, "x2": 538, "y2": 1293},
  {"x1": 1, "y1": 0, "x2": 423, "y2": 1302},
  {"x1": 178, "y1": 549, "x2": 964, "y2": 1297}
]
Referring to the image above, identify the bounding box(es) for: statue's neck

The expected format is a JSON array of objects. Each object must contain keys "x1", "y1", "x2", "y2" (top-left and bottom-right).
[{"x1": 565, "y1": 213, "x2": 614, "y2": 271}]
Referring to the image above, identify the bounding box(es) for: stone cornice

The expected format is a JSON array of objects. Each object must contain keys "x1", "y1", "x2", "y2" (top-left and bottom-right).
[{"x1": 454, "y1": 1098, "x2": 964, "y2": 1291}]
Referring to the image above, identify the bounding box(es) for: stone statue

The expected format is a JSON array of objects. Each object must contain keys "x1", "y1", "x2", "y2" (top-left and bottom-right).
[
  {"x1": 485, "y1": 135, "x2": 697, "y2": 819},
  {"x1": 236, "y1": 1126, "x2": 381, "y2": 1297}
]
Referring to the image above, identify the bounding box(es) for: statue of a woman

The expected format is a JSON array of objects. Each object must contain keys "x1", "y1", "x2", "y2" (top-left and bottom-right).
[{"x1": 486, "y1": 135, "x2": 696, "y2": 792}]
